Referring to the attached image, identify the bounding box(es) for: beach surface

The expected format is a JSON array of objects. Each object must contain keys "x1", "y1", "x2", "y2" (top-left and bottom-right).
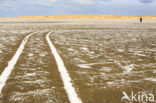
[{"x1": 0, "y1": 18, "x2": 156, "y2": 103}]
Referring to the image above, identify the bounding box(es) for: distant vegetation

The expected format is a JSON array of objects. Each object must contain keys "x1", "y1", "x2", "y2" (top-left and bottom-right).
[{"x1": 1, "y1": 15, "x2": 156, "y2": 20}]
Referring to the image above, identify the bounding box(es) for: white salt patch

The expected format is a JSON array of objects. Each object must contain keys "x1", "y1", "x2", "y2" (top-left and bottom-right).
[
  {"x1": 28, "y1": 53, "x2": 34, "y2": 57},
  {"x1": 10, "y1": 89, "x2": 55, "y2": 101},
  {"x1": 99, "y1": 67, "x2": 112, "y2": 72},
  {"x1": 100, "y1": 72, "x2": 105, "y2": 75},
  {"x1": 0, "y1": 50, "x2": 2, "y2": 54},
  {"x1": 80, "y1": 47, "x2": 89, "y2": 52},
  {"x1": 107, "y1": 80, "x2": 126, "y2": 86},
  {"x1": 107, "y1": 81, "x2": 114, "y2": 85},
  {"x1": 145, "y1": 78, "x2": 156, "y2": 82},
  {"x1": 2, "y1": 38, "x2": 7, "y2": 41},
  {"x1": 0, "y1": 30, "x2": 7, "y2": 33},
  {"x1": 118, "y1": 49, "x2": 124, "y2": 52},
  {"x1": 68, "y1": 48, "x2": 74, "y2": 51},
  {"x1": 104, "y1": 68, "x2": 111, "y2": 72},
  {"x1": 76, "y1": 71, "x2": 88, "y2": 74},
  {"x1": 73, "y1": 58, "x2": 87, "y2": 63},
  {"x1": 150, "y1": 44, "x2": 156, "y2": 46},
  {"x1": 90, "y1": 54, "x2": 101, "y2": 59},
  {"x1": 90, "y1": 77, "x2": 94, "y2": 83},
  {"x1": 137, "y1": 59, "x2": 144, "y2": 62},
  {"x1": 148, "y1": 49, "x2": 156, "y2": 52},
  {"x1": 39, "y1": 53, "x2": 46, "y2": 57},
  {"x1": 0, "y1": 44, "x2": 4, "y2": 48},
  {"x1": 153, "y1": 70, "x2": 156, "y2": 73},
  {"x1": 39, "y1": 60, "x2": 44, "y2": 64},
  {"x1": 77, "y1": 64, "x2": 91, "y2": 69},
  {"x1": 136, "y1": 53, "x2": 146, "y2": 57},
  {"x1": 123, "y1": 64, "x2": 134, "y2": 73},
  {"x1": 85, "y1": 61, "x2": 105, "y2": 66},
  {"x1": 135, "y1": 51, "x2": 143, "y2": 53},
  {"x1": 25, "y1": 73, "x2": 36, "y2": 77},
  {"x1": 10, "y1": 37, "x2": 16, "y2": 41},
  {"x1": 108, "y1": 58, "x2": 114, "y2": 61},
  {"x1": 88, "y1": 51, "x2": 95, "y2": 54},
  {"x1": 22, "y1": 79, "x2": 47, "y2": 84},
  {"x1": 127, "y1": 80, "x2": 142, "y2": 83}
]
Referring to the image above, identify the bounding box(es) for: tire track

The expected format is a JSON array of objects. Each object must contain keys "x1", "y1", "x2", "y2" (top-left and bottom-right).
[
  {"x1": 46, "y1": 32, "x2": 82, "y2": 103},
  {"x1": 0, "y1": 32, "x2": 36, "y2": 94},
  {"x1": 0, "y1": 32, "x2": 69, "y2": 103}
]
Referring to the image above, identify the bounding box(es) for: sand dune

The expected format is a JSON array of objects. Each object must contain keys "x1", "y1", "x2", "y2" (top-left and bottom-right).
[{"x1": 1, "y1": 15, "x2": 156, "y2": 20}]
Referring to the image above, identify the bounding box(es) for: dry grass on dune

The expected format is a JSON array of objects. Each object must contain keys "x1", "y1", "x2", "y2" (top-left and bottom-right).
[{"x1": 1, "y1": 15, "x2": 156, "y2": 20}]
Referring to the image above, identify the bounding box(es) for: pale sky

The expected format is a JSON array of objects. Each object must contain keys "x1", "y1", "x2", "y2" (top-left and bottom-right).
[{"x1": 0, "y1": 0, "x2": 156, "y2": 17}]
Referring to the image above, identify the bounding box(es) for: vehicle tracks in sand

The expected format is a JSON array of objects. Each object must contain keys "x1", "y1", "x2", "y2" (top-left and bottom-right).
[{"x1": 0, "y1": 31, "x2": 74, "y2": 103}]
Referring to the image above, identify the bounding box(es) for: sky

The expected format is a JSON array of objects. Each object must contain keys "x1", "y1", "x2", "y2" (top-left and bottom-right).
[{"x1": 0, "y1": 0, "x2": 156, "y2": 17}]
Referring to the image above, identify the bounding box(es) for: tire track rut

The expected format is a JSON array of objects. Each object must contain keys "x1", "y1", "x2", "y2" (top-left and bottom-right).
[{"x1": 0, "y1": 32, "x2": 69, "y2": 103}]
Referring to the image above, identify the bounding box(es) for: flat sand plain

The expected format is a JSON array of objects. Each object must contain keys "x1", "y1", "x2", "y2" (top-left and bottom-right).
[{"x1": 0, "y1": 19, "x2": 156, "y2": 103}]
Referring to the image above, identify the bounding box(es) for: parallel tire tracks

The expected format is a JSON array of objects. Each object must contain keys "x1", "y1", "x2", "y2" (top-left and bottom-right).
[{"x1": 0, "y1": 31, "x2": 83, "y2": 103}]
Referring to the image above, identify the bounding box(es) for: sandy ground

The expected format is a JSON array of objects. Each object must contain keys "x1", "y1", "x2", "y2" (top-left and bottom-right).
[
  {"x1": 0, "y1": 32, "x2": 69, "y2": 103},
  {"x1": 0, "y1": 20, "x2": 156, "y2": 103},
  {"x1": 50, "y1": 28, "x2": 156, "y2": 103},
  {"x1": 0, "y1": 30, "x2": 29, "y2": 74}
]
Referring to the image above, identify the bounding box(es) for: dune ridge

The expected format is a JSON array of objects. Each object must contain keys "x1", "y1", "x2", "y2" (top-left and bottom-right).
[{"x1": 1, "y1": 15, "x2": 156, "y2": 20}]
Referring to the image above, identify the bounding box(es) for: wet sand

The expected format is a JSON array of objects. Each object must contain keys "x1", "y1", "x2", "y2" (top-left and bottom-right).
[{"x1": 0, "y1": 20, "x2": 156, "y2": 103}]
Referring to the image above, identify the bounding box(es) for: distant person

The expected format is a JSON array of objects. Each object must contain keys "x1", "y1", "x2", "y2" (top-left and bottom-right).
[{"x1": 140, "y1": 17, "x2": 143, "y2": 23}]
